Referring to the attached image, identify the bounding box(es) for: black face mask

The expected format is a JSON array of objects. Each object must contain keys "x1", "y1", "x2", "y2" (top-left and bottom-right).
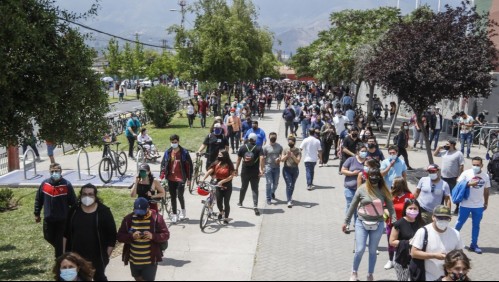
[
  {"x1": 270, "y1": 137, "x2": 277, "y2": 143},
  {"x1": 352, "y1": 133, "x2": 359, "y2": 139},
  {"x1": 444, "y1": 145, "x2": 451, "y2": 151},
  {"x1": 288, "y1": 142, "x2": 295, "y2": 148},
  {"x1": 368, "y1": 143, "x2": 376, "y2": 149},
  {"x1": 369, "y1": 177, "x2": 380, "y2": 185},
  {"x1": 252, "y1": 126, "x2": 258, "y2": 130}
]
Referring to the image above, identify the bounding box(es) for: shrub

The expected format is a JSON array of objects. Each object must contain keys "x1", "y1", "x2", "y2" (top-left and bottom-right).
[
  {"x1": 0, "y1": 188, "x2": 14, "y2": 211},
  {"x1": 142, "y1": 86, "x2": 182, "y2": 128}
]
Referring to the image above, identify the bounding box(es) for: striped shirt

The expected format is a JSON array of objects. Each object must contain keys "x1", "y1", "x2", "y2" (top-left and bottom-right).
[{"x1": 130, "y1": 213, "x2": 152, "y2": 265}]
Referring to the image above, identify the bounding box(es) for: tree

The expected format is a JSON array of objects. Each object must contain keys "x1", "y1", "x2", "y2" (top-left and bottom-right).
[
  {"x1": 0, "y1": 0, "x2": 108, "y2": 147},
  {"x1": 133, "y1": 34, "x2": 146, "y2": 78},
  {"x1": 366, "y1": 3, "x2": 498, "y2": 164},
  {"x1": 103, "y1": 38, "x2": 122, "y2": 79},
  {"x1": 121, "y1": 42, "x2": 135, "y2": 80},
  {"x1": 142, "y1": 86, "x2": 182, "y2": 128},
  {"x1": 289, "y1": 44, "x2": 317, "y2": 78}
]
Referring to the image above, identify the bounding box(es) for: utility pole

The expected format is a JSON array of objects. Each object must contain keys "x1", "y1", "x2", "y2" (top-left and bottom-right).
[{"x1": 179, "y1": 0, "x2": 187, "y2": 29}]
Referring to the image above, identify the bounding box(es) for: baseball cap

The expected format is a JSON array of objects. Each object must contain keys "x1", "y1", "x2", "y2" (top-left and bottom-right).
[
  {"x1": 134, "y1": 197, "x2": 149, "y2": 216},
  {"x1": 427, "y1": 164, "x2": 440, "y2": 172},
  {"x1": 214, "y1": 123, "x2": 222, "y2": 128},
  {"x1": 287, "y1": 135, "x2": 296, "y2": 142},
  {"x1": 433, "y1": 205, "x2": 451, "y2": 218},
  {"x1": 139, "y1": 163, "x2": 150, "y2": 171},
  {"x1": 230, "y1": 108, "x2": 236, "y2": 113},
  {"x1": 248, "y1": 133, "x2": 258, "y2": 141}
]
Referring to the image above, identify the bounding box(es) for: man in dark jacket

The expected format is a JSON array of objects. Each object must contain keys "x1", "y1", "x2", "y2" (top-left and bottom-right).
[
  {"x1": 117, "y1": 197, "x2": 170, "y2": 281},
  {"x1": 429, "y1": 107, "x2": 444, "y2": 151},
  {"x1": 34, "y1": 163, "x2": 77, "y2": 258},
  {"x1": 64, "y1": 183, "x2": 117, "y2": 281}
]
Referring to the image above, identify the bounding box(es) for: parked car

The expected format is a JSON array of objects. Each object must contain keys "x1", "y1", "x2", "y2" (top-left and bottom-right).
[
  {"x1": 120, "y1": 79, "x2": 136, "y2": 89},
  {"x1": 139, "y1": 78, "x2": 152, "y2": 88}
]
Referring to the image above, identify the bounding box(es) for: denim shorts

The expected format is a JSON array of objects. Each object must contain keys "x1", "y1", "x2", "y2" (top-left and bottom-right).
[{"x1": 47, "y1": 144, "x2": 56, "y2": 156}]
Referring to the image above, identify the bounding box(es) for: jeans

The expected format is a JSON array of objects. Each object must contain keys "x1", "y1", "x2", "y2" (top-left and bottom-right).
[
  {"x1": 230, "y1": 131, "x2": 241, "y2": 152},
  {"x1": 265, "y1": 166, "x2": 280, "y2": 201},
  {"x1": 460, "y1": 132, "x2": 473, "y2": 157},
  {"x1": 240, "y1": 169, "x2": 260, "y2": 207},
  {"x1": 216, "y1": 183, "x2": 232, "y2": 218},
  {"x1": 127, "y1": 135, "x2": 136, "y2": 158},
  {"x1": 442, "y1": 177, "x2": 459, "y2": 211},
  {"x1": 22, "y1": 143, "x2": 40, "y2": 157},
  {"x1": 397, "y1": 146, "x2": 411, "y2": 168},
  {"x1": 200, "y1": 113, "x2": 207, "y2": 128},
  {"x1": 285, "y1": 121, "x2": 294, "y2": 137},
  {"x1": 455, "y1": 207, "x2": 484, "y2": 246},
  {"x1": 283, "y1": 166, "x2": 299, "y2": 202},
  {"x1": 353, "y1": 219, "x2": 385, "y2": 273},
  {"x1": 168, "y1": 181, "x2": 186, "y2": 214},
  {"x1": 344, "y1": 188, "x2": 357, "y2": 225},
  {"x1": 412, "y1": 127, "x2": 423, "y2": 147},
  {"x1": 187, "y1": 114, "x2": 195, "y2": 128},
  {"x1": 301, "y1": 119, "x2": 310, "y2": 138},
  {"x1": 304, "y1": 162, "x2": 316, "y2": 186},
  {"x1": 43, "y1": 220, "x2": 66, "y2": 258},
  {"x1": 429, "y1": 129, "x2": 441, "y2": 150}
]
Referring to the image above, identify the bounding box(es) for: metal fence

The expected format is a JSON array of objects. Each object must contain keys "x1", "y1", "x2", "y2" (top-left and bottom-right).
[{"x1": 0, "y1": 151, "x2": 8, "y2": 176}]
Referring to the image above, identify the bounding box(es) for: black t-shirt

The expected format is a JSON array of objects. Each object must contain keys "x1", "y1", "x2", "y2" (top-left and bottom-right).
[
  {"x1": 393, "y1": 218, "x2": 421, "y2": 241},
  {"x1": 366, "y1": 149, "x2": 385, "y2": 162},
  {"x1": 204, "y1": 134, "x2": 229, "y2": 162},
  {"x1": 238, "y1": 144, "x2": 262, "y2": 170},
  {"x1": 342, "y1": 136, "x2": 362, "y2": 160},
  {"x1": 71, "y1": 209, "x2": 99, "y2": 261}
]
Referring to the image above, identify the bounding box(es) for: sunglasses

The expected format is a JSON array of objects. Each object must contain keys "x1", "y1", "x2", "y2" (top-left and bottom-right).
[{"x1": 435, "y1": 216, "x2": 451, "y2": 221}]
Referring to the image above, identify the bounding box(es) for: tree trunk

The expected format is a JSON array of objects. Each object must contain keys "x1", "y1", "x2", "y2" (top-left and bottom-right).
[
  {"x1": 415, "y1": 112, "x2": 434, "y2": 165},
  {"x1": 353, "y1": 79, "x2": 362, "y2": 107},
  {"x1": 7, "y1": 146, "x2": 20, "y2": 172},
  {"x1": 385, "y1": 96, "x2": 401, "y2": 148},
  {"x1": 367, "y1": 81, "x2": 375, "y2": 114}
]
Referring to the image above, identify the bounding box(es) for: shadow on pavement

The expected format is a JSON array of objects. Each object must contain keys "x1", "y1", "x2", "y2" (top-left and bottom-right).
[
  {"x1": 476, "y1": 247, "x2": 499, "y2": 254},
  {"x1": 0, "y1": 258, "x2": 44, "y2": 280},
  {"x1": 261, "y1": 208, "x2": 285, "y2": 215},
  {"x1": 313, "y1": 185, "x2": 335, "y2": 190},
  {"x1": 292, "y1": 200, "x2": 319, "y2": 209},
  {"x1": 158, "y1": 258, "x2": 192, "y2": 267}
]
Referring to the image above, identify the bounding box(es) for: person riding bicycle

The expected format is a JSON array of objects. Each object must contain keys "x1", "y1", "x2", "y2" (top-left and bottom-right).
[
  {"x1": 160, "y1": 135, "x2": 193, "y2": 223},
  {"x1": 201, "y1": 150, "x2": 235, "y2": 225},
  {"x1": 130, "y1": 164, "x2": 166, "y2": 212},
  {"x1": 198, "y1": 123, "x2": 229, "y2": 170},
  {"x1": 137, "y1": 128, "x2": 160, "y2": 160}
]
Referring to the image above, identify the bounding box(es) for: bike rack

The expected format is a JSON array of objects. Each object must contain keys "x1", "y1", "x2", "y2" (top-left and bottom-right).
[
  {"x1": 23, "y1": 148, "x2": 39, "y2": 180},
  {"x1": 77, "y1": 148, "x2": 91, "y2": 180},
  {"x1": 478, "y1": 126, "x2": 499, "y2": 149}
]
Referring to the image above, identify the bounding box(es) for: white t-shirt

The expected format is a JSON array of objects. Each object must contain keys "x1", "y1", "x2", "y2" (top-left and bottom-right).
[
  {"x1": 411, "y1": 224, "x2": 464, "y2": 282},
  {"x1": 459, "y1": 116, "x2": 474, "y2": 134},
  {"x1": 187, "y1": 105, "x2": 195, "y2": 115},
  {"x1": 436, "y1": 115, "x2": 441, "y2": 130},
  {"x1": 457, "y1": 169, "x2": 491, "y2": 208},
  {"x1": 333, "y1": 115, "x2": 349, "y2": 135},
  {"x1": 300, "y1": 136, "x2": 322, "y2": 163}
]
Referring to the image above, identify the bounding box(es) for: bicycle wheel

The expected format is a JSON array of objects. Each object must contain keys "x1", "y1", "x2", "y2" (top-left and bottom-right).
[
  {"x1": 164, "y1": 197, "x2": 172, "y2": 218},
  {"x1": 195, "y1": 161, "x2": 203, "y2": 184},
  {"x1": 117, "y1": 152, "x2": 128, "y2": 176},
  {"x1": 136, "y1": 149, "x2": 145, "y2": 164},
  {"x1": 200, "y1": 202, "x2": 210, "y2": 230},
  {"x1": 189, "y1": 174, "x2": 195, "y2": 194},
  {"x1": 98, "y1": 157, "x2": 113, "y2": 183}
]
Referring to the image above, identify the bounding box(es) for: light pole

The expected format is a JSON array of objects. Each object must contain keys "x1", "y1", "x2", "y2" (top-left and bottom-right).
[
  {"x1": 438, "y1": 0, "x2": 441, "y2": 12},
  {"x1": 170, "y1": 0, "x2": 187, "y2": 29}
]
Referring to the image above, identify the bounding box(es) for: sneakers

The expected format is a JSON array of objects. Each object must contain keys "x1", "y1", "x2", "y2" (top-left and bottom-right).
[
  {"x1": 179, "y1": 209, "x2": 186, "y2": 220},
  {"x1": 384, "y1": 261, "x2": 394, "y2": 270},
  {"x1": 223, "y1": 220, "x2": 229, "y2": 225},
  {"x1": 171, "y1": 214, "x2": 178, "y2": 223},
  {"x1": 266, "y1": 200, "x2": 271, "y2": 205},
  {"x1": 218, "y1": 214, "x2": 223, "y2": 220},
  {"x1": 287, "y1": 201, "x2": 293, "y2": 208},
  {"x1": 254, "y1": 208, "x2": 260, "y2": 216},
  {"x1": 469, "y1": 245, "x2": 483, "y2": 254},
  {"x1": 307, "y1": 185, "x2": 313, "y2": 191},
  {"x1": 272, "y1": 193, "x2": 276, "y2": 200},
  {"x1": 367, "y1": 274, "x2": 374, "y2": 281},
  {"x1": 349, "y1": 272, "x2": 358, "y2": 281},
  {"x1": 237, "y1": 203, "x2": 243, "y2": 208}
]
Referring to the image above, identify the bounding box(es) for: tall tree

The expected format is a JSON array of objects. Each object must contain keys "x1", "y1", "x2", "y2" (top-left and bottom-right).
[
  {"x1": 121, "y1": 42, "x2": 135, "y2": 80},
  {"x1": 103, "y1": 37, "x2": 122, "y2": 79},
  {"x1": 0, "y1": 0, "x2": 108, "y2": 147},
  {"x1": 366, "y1": 3, "x2": 498, "y2": 164}
]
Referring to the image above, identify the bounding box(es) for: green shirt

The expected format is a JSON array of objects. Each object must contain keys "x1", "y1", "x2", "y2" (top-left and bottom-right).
[{"x1": 345, "y1": 184, "x2": 396, "y2": 224}]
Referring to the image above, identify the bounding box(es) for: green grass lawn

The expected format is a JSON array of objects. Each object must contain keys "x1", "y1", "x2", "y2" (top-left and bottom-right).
[
  {"x1": 0, "y1": 188, "x2": 135, "y2": 281},
  {"x1": 107, "y1": 95, "x2": 137, "y2": 104}
]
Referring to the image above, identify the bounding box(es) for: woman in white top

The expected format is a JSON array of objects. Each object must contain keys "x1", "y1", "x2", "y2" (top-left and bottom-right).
[
  {"x1": 187, "y1": 100, "x2": 196, "y2": 128},
  {"x1": 137, "y1": 128, "x2": 159, "y2": 159}
]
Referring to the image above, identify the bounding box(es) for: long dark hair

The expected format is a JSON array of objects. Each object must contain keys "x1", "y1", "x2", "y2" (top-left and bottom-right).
[
  {"x1": 208, "y1": 150, "x2": 235, "y2": 174},
  {"x1": 402, "y1": 199, "x2": 425, "y2": 227},
  {"x1": 79, "y1": 183, "x2": 103, "y2": 205},
  {"x1": 53, "y1": 252, "x2": 95, "y2": 281}
]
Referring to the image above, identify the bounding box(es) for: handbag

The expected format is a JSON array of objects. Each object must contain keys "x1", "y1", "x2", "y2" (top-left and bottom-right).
[
  {"x1": 359, "y1": 202, "x2": 382, "y2": 231},
  {"x1": 409, "y1": 227, "x2": 428, "y2": 281}
]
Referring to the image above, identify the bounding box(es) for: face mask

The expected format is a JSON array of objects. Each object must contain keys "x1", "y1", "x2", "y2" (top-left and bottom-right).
[
  {"x1": 351, "y1": 133, "x2": 359, "y2": 139},
  {"x1": 472, "y1": 166, "x2": 481, "y2": 174},
  {"x1": 369, "y1": 177, "x2": 380, "y2": 185},
  {"x1": 270, "y1": 137, "x2": 277, "y2": 143},
  {"x1": 359, "y1": 152, "x2": 368, "y2": 159},
  {"x1": 139, "y1": 171, "x2": 147, "y2": 179},
  {"x1": 368, "y1": 143, "x2": 376, "y2": 149},
  {"x1": 171, "y1": 143, "x2": 179, "y2": 149},
  {"x1": 444, "y1": 145, "x2": 450, "y2": 151},
  {"x1": 60, "y1": 268, "x2": 78, "y2": 281},
  {"x1": 404, "y1": 126, "x2": 409, "y2": 130},
  {"x1": 231, "y1": 113, "x2": 235, "y2": 116},
  {"x1": 429, "y1": 173, "x2": 438, "y2": 180},
  {"x1": 81, "y1": 196, "x2": 95, "y2": 207},
  {"x1": 214, "y1": 128, "x2": 223, "y2": 135},
  {"x1": 390, "y1": 155, "x2": 398, "y2": 161},
  {"x1": 288, "y1": 142, "x2": 295, "y2": 148},
  {"x1": 217, "y1": 156, "x2": 224, "y2": 161},
  {"x1": 435, "y1": 219, "x2": 450, "y2": 231},
  {"x1": 51, "y1": 172, "x2": 62, "y2": 182},
  {"x1": 450, "y1": 272, "x2": 467, "y2": 281},
  {"x1": 252, "y1": 126, "x2": 258, "y2": 130},
  {"x1": 364, "y1": 166, "x2": 370, "y2": 173},
  {"x1": 406, "y1": 210, "x2": 419, "y2": 219}
]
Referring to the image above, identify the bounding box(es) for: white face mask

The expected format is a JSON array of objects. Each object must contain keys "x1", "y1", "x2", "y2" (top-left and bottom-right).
[
  {"x1": 81, "y1": 196, "x2": 95, "y2": 207},
  {"x1": 435, "y1": 220, "x2": 450, "y2": 231},
  {"x1": 429, "y1": 173, "x2": 438, "y2": 180},
  {"x1": 472, "y1": 166, "x2": 481, "y2": 174}
]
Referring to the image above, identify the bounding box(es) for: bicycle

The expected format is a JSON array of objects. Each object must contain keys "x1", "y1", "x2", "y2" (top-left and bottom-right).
[
  {"x1": 136, "y1": 142, "x2": 161, "y2": 164},
  {"x1": 98, "y1": 142, "x2": 128, "y2": 183},
  {"x1": 150, "y1": 180, "x2": 173, "y2": 220},
  {"x1": 366, "y1": 112, "x2": 384, "y2": 133},
  {"x1": 190, "y1": 153, "x2": 205, "y2": 194},
  {"x1": 198, "y1": 181, "x2": 222, "y2": 230}
]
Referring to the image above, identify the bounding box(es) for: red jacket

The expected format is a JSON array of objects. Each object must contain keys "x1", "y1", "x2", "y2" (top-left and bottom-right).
[{"x1": 117, "y1": 210, "x2": 170, "y2": 265}]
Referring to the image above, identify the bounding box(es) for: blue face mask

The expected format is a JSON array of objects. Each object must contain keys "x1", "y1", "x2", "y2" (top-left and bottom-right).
[
  {"x1": 472, "y1": 166, "x2": 481, "y2": 174},
  {"x1": 359, "y1": 152, "x2": 368, "y2": 159},
  {"x1": 60, "y1": 268, "x2": 78, "y2": 281},
  {"x1": 390, "y1": 155, "x2": 398, "y2": 161},
  {"x1": 171, "y1": 143, "x2": 179, "y2": 149},
  {"x1": 364, "y1": 166, "x2": 370, "y2": 173},
  {"x1": 214, "y1": 128, "x2": 223, "y2": 135},
  {"x1": 51, "y1": 172, "x2": 62, "y2": 182}
]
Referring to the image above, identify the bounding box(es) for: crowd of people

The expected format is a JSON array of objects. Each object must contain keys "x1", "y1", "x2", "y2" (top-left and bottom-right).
[{"x1": 33, "y1": 80, "x2": 492, "y2": 281}]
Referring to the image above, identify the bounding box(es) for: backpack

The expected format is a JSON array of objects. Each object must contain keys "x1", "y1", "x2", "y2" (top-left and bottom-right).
[
  {"x1": 488, "y1": 152, "x2": 499, "y2": 181},
  {"x1": 393, "y1": 134, "x2": 399, "y2": 146},
  {"x1": 243, "y1": 144, "x2": 258, "y2": 165},
  {"x1": 409, "y1": 227, "x2": 428, "y2": 282}
]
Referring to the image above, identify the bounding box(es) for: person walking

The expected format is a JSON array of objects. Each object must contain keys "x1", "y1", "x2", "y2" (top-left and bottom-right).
[
  {"x1": 187, "y1": 100, "x2": 196, "y2": 128},
  {"x1": 281, "y1": 135, "x2": 301, "y2": 208},
  {"x1": 235, "y1": 133, "x2": 264, "y2": 216},
  {"x1": 454, "y1": 157, "x2": 490, "y2": 254},
  {"x1": 411, "y1": 114, "x2": 424, "y2": 149},
  {"x1": 198, "y1": 96, "x2": 209, "y2": 128},
  {"x1": 243, "y1": 120, "x2": 267, "y2": 147},
  {"x1": 333, "y1": 110, "x2": 350, "y2": 158},
  {"x1": 125, "y1": 113, "x2": 141, "y2": 159},
  {"x1": 263, "y1": 132, "x2": 283, "y2": 205},
  {"x1": 161, "y1": 135, "x2": 193, "y2": 223},
  {"x1": 341, "y1": 144, "x2": 368, "y2": 233},
  {"x1": 341, "y1": 93, "x2": 353, "y2": 112},
  {"x1": 34, "y1": 163, "x2": 77, "y2": 258},
  {"x1": 198, "y1": 123, "x2": 230, "y2": 170},
  {"x1": 458, "y1": 111, "x2": 475, "y2": 158},
  {"x1": 53, "y1": 252, "x2": 95, "y2": 282},
  {"x1": 380, "y1": 146, "x2": 408, "y2": 189},
  {"x1": 131, "y1": 164, "x2": 166, "y2": 212},
  {"x1": 395, "y1": 122, "x2": 414, "y2": 170},
  {"x1": 342, "y1": 168, "x2": 397, "y2": 282},
  {"x1": 282, "y1": 104, "x2": 296, "y2": 137},
  {"x1": 320, "y1": 122, "x2": 336, "y2": 166},
  {"x1": 64, "y1": 184, "x2": 117, "y2": 281},
  {"x1": 434, "y1": 139, "x2": 464, "y2": 214},
  {"x1": 389, "y1": 199, "x2": 425, "y2": 281},
  {"x1": 202, "y1": 150, "x2": 235, "y2": 225},
  {"x1": 414, "y1": 164, "x2": 452, "y2": 224},
  {"x1": 340, "y1": 127, "x2": 363, "y2": 174},
  {"x1": 411, "y1": 205, "x2": 464, "y2": 281},
  {"x1": 227, "y1": 108, "x2": 242, "y2": 154},
  {"x1": 430, "y1": 107, "x2": 444, "y2": 150},
  {"x1": 383, "y1": 178, "x2": 415, "y2": 271},
  {"x1": 22, "y1": 130, "x2": 40, "y2": 161},
  {"x1": 117, "y1": 198, "x2": 170, "y2": 281},
  {"x1": 300, "y1": 128, "x2": 323, "y2": 191}
]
